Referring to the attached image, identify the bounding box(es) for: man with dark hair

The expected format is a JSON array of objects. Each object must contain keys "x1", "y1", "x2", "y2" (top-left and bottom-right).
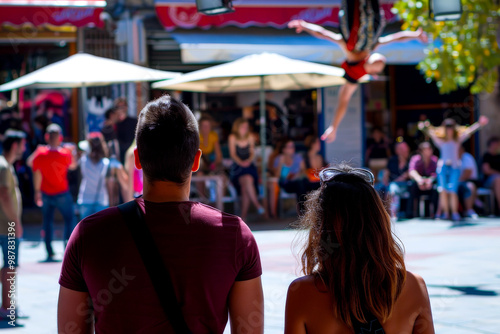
[
  {"x1": 0, "y1": 106, "x2": 22, "y2": 140},
  {"x1": 101, "y1": 107, "x2": 119, "y2": 145},
  {"x1": 27, "y1": 123, "x2": 77, "y2": 261},
  {"x1": 58, "y1": 95, "x2": 264, "y2": 333},
  {"x1": 0, "y1": 130, "x2": 25, "y2": 319},
  {"x1": 114, "y1": 98, "x2": 137, "y2": 163},
  {"x1": 482, "y1": 136, "x2": 500, "y2": 214},
  {"x1": 408, "y1": 142, "x2": 439, "y2": 218},
  {"x1": 380, "y1": 141, "x2": 411, "y2": 220}
]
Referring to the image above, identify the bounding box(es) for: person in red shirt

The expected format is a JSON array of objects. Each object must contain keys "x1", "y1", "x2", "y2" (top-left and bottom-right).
[
  {"x1": 289, "y1": 0, "x2": 427, "y2": 143},
  {"x1": 58, "y1": 95, "x2": 264, "y2": 333},
  {"x1": 27, "y1": 123, "x2": 77, "y2": 261}
]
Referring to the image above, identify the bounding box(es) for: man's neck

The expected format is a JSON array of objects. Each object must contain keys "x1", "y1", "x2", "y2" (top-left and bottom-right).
[
  {"x1": 142, "y1": 177, "x2": 191, "y2": 203},
  {"x1": 422, "y1": 156, "x2": 431, "y2": 165}
]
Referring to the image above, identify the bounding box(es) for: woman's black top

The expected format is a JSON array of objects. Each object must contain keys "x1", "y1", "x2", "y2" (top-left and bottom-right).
[{"x1": 236, "y1": 144, "x2": 251, "y2": 161}]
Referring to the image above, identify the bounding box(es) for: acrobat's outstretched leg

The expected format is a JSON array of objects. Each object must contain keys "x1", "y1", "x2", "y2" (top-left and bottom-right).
[
  {"x1": 321, "y1": 83, "x2": 359, "y2": 143},
  {"x1": 321, "y1": 53, "x2": 386, "y2": 143}
]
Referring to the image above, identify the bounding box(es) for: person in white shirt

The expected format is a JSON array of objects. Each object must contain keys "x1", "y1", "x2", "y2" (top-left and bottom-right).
[{"x1": 458, "y1": 145, "x2": 479, "y2": 219}]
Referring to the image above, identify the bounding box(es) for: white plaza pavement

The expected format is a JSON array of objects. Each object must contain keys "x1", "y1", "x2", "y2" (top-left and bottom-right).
[{"x1": 3, "y1": 217, "x2": 500, "y2": 333}]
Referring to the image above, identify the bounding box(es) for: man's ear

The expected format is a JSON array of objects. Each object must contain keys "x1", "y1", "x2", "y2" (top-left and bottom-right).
[
  {"x1": 134, "y1": 147, "x2": 142, "y2": 170},
  {"x1": 192, "y1": 149, "x2": 202, "y2": 172}
]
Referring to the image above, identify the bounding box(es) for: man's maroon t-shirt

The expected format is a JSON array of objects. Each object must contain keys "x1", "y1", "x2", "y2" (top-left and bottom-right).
[{"x1": 59, "y1": 198, "x2": 262, "y2": 333}]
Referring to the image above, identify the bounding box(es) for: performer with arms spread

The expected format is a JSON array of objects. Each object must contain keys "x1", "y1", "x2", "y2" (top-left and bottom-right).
[{"x1": 289, "y1": 0, "x2": 427, "y2": 142}]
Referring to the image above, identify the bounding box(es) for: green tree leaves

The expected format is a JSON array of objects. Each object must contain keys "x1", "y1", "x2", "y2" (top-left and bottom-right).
[{"x1": 394, "y1": 0, "x2": 500, "y2": 94}]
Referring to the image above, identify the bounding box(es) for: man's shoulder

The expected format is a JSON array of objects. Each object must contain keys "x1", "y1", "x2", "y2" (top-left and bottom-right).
[
  {"x1": 209, "y1": 131, "x2": 219, "y2": 140},
  {"x1": 462, "y1": 152, "x2": 475, "y2": 163},
  {"x1": 58, "y1": 147, "x2": 72, "y2": 157},
  {"x1": 0, "y1": 155, "x2": 8, "y2": 169},
  {"x1": 388, "y1": 155, "x2": 399, "y2": 163},
  {"x1": 193, "y1": 202, "x2": 244, "y2": 226},
  {"x1": 32, "y1": 146, "x2": 48, "y2": 159},
  {"x1": 409, "y1": 154, "x2": 421, "y2": 163},
  {"x1": 77, "y1": 206, "x2": 122, "y2": 235},
  {"x1": 463, "y1": 152, "x2": 474, "y2": 158}
]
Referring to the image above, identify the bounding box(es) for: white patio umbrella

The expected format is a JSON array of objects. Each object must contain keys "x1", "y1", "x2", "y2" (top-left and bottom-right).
[
  {"x1": 0, "y1": 52, "x2": 180, "y2": 139},
  {"x1": 152, "y1": 52, "x2": 348, "y2": 207},
  {"x1": 0, "y1": 53, "x2": 180, "y2": 91}
]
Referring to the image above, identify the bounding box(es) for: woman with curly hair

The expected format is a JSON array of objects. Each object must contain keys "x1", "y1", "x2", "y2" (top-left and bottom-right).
[{"x1": 285, "y1": 164, "x2": 434, "y2": 334}]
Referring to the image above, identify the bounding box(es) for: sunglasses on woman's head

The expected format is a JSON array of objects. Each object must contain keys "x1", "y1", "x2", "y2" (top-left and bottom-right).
[{"x1": 319, "y1": 167, "x2": 375, "y2": 186}]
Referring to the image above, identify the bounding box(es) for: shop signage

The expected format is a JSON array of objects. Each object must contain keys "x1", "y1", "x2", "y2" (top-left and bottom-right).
[{"x1": 155, "y1": 3, "x2": 396, "y2": 31}]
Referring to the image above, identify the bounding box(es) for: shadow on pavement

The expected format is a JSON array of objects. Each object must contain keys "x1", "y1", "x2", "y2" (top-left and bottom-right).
[
  {"x1": 429, "y1": 285, "x2": 498, "y2": 296},
  {"x1": 0, "y1": 320, "x2": 24, "y2": 328},
  {"x1": 448, "y1": 221, "x2": 480, "y2": 228}
]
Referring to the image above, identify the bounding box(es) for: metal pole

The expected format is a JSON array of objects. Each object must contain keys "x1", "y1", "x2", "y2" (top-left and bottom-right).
[
  {"x1": 77, "y1": 27, "x2": 87, "y2": 140},
  {"x1": 11, "y1": 89, "x2": 18, "y2": 104},
  {"x1": 259, "y1": 76, "x2": 267, "y2": 212},
  {"x1": 79, "y1": 83, "x2": 88, "y2": 140}
]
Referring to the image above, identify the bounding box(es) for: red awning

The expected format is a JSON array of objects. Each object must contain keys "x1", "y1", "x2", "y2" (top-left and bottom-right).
[
  {"x1": 0, "y1": 0, "x2": 106, "y2": 28},
  {"x1": 155, "y1": 2, "x2": 396, "y2": 31}
]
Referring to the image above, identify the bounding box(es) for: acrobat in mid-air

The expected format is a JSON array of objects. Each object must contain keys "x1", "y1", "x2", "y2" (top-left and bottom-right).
[{"x1": 289, "y1": 0, "x2": 428, "y2": 143}]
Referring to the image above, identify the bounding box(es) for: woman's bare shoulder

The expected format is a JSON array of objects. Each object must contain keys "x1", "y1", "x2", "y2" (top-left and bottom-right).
[
  {"x1": 288, "y1": 275, "x2": 328, "y2": 298},
  {"x1": 405, "y1": 271, "x2": 428, "y2": 289},
  {"x1": 289, "y1": 275, "x2": 315, "y2": 288},
  {"x1": 286, "y1": 276, "x2": 329, "y2": 317},
  {"x1": 402, "y1": 271, "x2": 430, "y2": 303}
]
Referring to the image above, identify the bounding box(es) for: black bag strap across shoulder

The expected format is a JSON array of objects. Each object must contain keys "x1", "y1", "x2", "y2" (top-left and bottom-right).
[{"x1": 118, "y1": 200, "x2": 192, "y2": 334}]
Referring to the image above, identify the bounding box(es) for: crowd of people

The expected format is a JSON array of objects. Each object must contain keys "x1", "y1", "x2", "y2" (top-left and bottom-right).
[
  {"x1": 53, "y1": 95, "x2": 435, "y2": 333},
  {"x1": 373, "y1": 116, "x2": 498, "y2": 222},
  {"x1": 0, "y1": 98, "x2": 140, "y2": 263},
  {"x1": 0, "y1": 92, "x2": 499, "y2": 331},
  {"x1": 1, "y1": 98, "x2": 499, "y2": 247},
  {"x1": 192, "y1": 113, "x2": 499, "y2": 223}
]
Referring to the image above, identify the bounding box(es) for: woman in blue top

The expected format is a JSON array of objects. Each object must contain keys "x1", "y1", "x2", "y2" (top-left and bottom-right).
[
  {"x1": 419, "y1": 116, "x2": 488, "y2": 222},
  {"x1": 274, "y1": 139, "x2": 308, "y2": 212}
]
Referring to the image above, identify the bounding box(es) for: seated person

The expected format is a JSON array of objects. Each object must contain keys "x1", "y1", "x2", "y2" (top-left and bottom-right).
[
  {"x1": 198, "y1": 115, "x2": 222, "y2": 173},
  {"x1": 303, "y1": 135, "x2": 327, "y2": 186},
  {"x1": 229, "y1": 118, "x2": 264, "y2": 220},
  {"x1": 408, "y1": 142, "x2": 439, "y2": 218},
  {"x1": 366, "y1": 127, "x2": 391, "y2": 183},
  {"x1": 458, "y1": 145, "x2": 479, "y2": 219},
  {"x1": 273, "y1": 139, "x2": 307, "y2": 214},
  {"x1": 482, "y1": 136, "x2": 500, "y2": 215},
  {"x1": 196, "y1": 116, "x2": 224, "y2": 202},
  {"x1": 380, "y1": 142, "x2": 411, "y2": 219}
]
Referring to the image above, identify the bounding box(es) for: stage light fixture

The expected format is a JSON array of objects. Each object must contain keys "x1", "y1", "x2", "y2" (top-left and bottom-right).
[
  {"x1": 430, "y1": 0, "x2": 462, "y2": 21},
  {"x1": 196, "y1": 0, "x2": 234, "y2": 15}
]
